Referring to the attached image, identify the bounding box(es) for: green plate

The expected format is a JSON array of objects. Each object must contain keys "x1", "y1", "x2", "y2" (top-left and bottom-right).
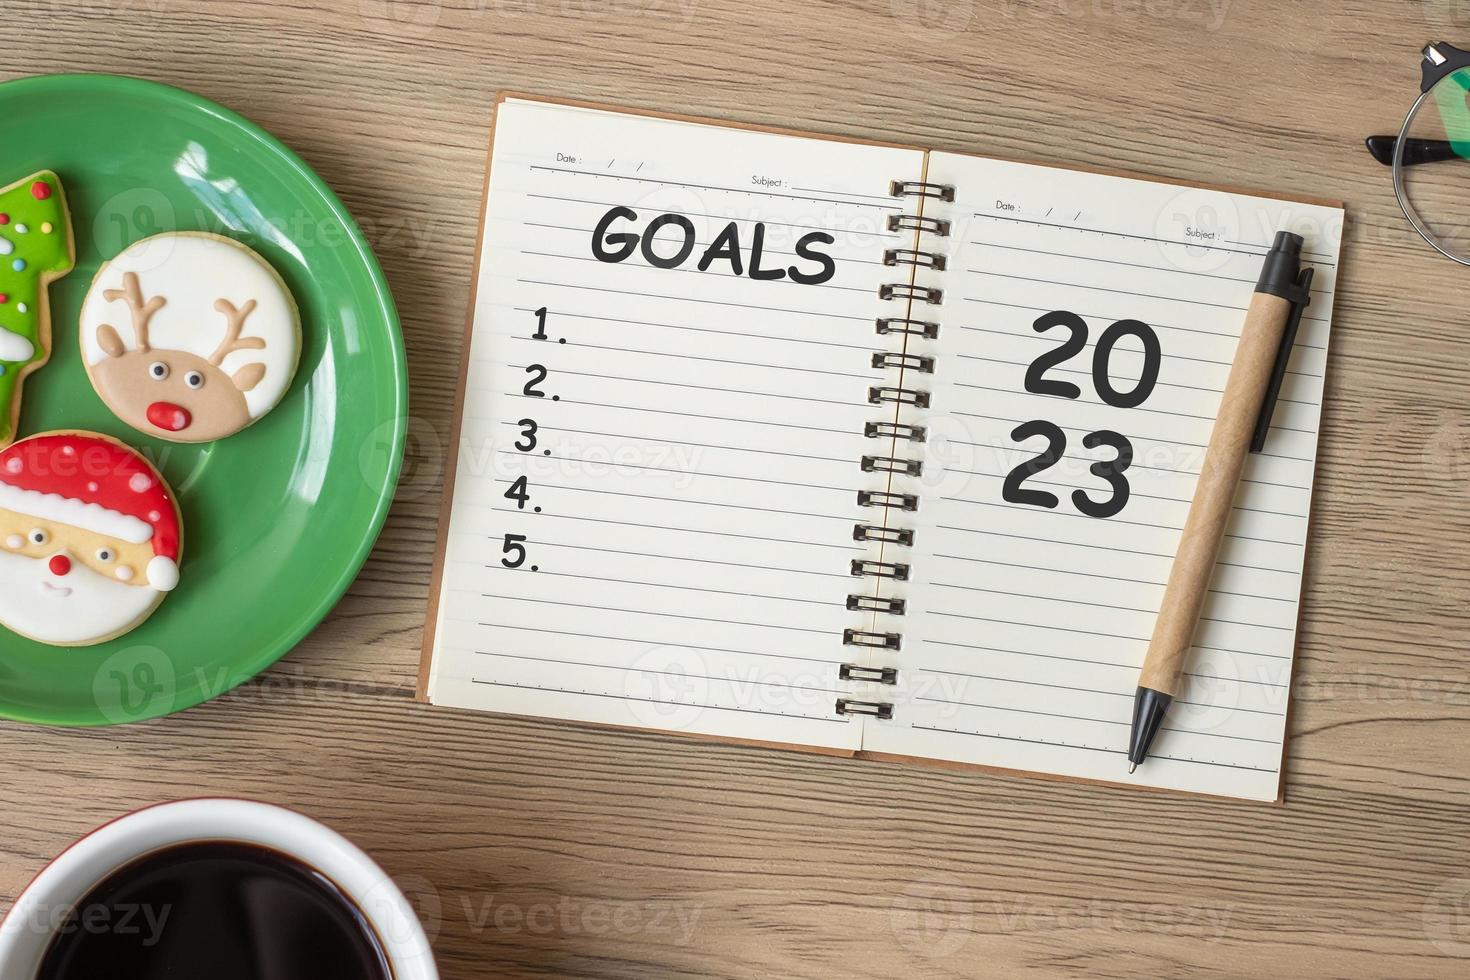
[{"x1": 0, "y1": 75, "x2": 406, "y2": 726}]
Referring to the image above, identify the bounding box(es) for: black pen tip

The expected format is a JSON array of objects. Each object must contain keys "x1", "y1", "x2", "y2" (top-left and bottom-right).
[{"x1": 1127, "y1": 687, "x2": 1173, "y2": 771}]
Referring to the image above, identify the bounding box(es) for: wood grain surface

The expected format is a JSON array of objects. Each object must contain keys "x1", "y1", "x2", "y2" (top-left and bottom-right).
[{"x1": 4, "y1": 1, "x2": 1470, "y2": 977}]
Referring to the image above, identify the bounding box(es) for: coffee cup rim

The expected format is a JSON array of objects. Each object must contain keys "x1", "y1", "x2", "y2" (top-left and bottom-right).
[{"x1": 0, "y1": 797, "x2": 437, "y2": 979}]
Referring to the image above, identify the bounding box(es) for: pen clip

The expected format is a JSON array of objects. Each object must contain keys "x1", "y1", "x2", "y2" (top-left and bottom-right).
[{"x1": 1250, "y1": 267, "x2": 1314, "y2": 454}]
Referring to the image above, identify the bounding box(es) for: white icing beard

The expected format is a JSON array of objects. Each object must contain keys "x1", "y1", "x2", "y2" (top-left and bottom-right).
[{"x1": 0, "y1": 549, "x2": 161, "y2": 645}]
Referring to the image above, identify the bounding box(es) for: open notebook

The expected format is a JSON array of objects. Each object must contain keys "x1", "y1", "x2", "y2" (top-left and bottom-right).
[{"x1": 420, "y1": 95, "x2": 1343, "y2": 802}]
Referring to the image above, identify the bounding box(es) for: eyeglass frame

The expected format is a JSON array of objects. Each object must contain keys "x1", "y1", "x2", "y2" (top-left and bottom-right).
[{"x1": 1365, "y1": 41, "x2": 1470, "y2": 266}]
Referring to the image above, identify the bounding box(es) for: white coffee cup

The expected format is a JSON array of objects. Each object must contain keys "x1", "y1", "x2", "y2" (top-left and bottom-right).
[{"x1": 0, "y1": 798, "x2": 438, "y2": 979}]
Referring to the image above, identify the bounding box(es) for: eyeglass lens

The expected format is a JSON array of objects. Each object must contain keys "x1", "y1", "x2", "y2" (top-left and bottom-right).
[{"x1": 1397, "y1": 66, "x2": 1470, "y2": 263}]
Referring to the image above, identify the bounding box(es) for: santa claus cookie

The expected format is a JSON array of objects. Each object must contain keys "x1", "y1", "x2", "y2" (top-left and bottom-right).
[
  {"x1": 80, "y1": 232, "x2": 301, "y2": 444},
  {"x1": 0, "y1": 171, "x2": 75, "y2": 447},
  {"x1": 0, "y1": 431, "x2": 182, "y2": 646}
]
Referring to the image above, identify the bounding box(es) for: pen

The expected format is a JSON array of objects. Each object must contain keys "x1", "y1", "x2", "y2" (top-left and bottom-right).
[{"x1": 1127, "y1": 230, "x2": 1314, "y2": 772}]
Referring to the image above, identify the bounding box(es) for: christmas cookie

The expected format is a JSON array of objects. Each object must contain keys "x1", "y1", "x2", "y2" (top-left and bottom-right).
[
  {"x1": 0, "y1": 431, "x2": 182, "y2": 646},
  {"x1": 80, "y1": 232, "x2": 301, "y2": 444},
  {"x1": 0, "y1": 171, "x2": 75, "y2": 446}
]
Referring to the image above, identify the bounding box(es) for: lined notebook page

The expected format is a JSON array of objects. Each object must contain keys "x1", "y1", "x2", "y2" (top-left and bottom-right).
[
  {"x1": 869, "y1": 153, "x2": 1343, "y2": 800},
  {"x1": 427, "y1": 98, "x2": 925, "y2": 750}
]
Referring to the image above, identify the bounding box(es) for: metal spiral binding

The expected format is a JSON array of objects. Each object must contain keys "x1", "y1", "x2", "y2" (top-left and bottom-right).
[
  {"x1": 884, "y1": 247, "x2": 947, "y2": 270},
  {"x1": 887, "y1": 214, "x2": 950, "y2": 236},
  {"x1": 865, "y1": 421, "x2": 926, "y2": 441},
  {"x1": 857, "y1": 489, "x2": 918, "y2": 511},
  {"x1": 875, "y1": 316, "x2": 939, "y2": 339},
  {"x1": 836, "y1": 177, "x2": 954, "y2": 725},
  {"x1": 869, "y1": 386, "x2": 930, "y2": 408},
  {"x1": 861, "y1": 455, "x2": 923, "y2": 476},
  {"x1": 840, "y1": 664, "x2": 899, "y2": 684},
  {"x1": 890, "y1": 179, "x2": 956, "y2": 202},
  {"x1": 853, "y1": 523, "x2": 914, "y2": 546},
  {"x1": 852, "y1": 559, "x2": 910, "y2": 580},
  {"x1": 878, "y1": 283, "x2": 943, "y2": 303},
  {"x1": 843, "y1": 628, "x2": 900, "y2": 650},
  {"x1": 836, "y1": 698, "x2": 894, "y2": 719},
  {"x1": 871, "y1": 352, "x2": 934, "y2": 373},
  {"x1": 846, "y1": 594, "x2": 906, "y2": 614}
]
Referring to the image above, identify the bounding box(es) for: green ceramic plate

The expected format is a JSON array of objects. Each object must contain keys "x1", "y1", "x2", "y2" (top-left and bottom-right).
[{"x1": 0, "y1": 75, "x2": 405, "y2": 725}]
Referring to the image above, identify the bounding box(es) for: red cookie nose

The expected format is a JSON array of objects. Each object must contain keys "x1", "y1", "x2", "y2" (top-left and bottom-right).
[
  {"x1": 49, "y1": 554, "x2": 72, "y2": 576},
  {"x1": 147, "y1": 402, "x2": 193, "y2": 432}
]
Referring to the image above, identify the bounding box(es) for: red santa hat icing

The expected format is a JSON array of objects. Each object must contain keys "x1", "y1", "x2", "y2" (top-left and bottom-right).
[{"x1": 0, "y1": 433, "x2": 181, "y2": 591}]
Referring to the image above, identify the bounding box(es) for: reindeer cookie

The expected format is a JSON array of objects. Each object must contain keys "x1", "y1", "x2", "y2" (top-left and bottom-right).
[{"x1": 80, "y1": 232, "x2": 301, "y2": 443}]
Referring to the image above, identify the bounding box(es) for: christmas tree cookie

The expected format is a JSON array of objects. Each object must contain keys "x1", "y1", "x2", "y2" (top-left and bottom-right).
[{"x1": 0, "y1": 171, "x2": 75, "y2": 446}]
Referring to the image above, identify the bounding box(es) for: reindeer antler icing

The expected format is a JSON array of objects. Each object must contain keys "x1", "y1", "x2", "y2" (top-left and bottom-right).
[
  {"x1": 102, "y1": 271, "x2": 167, "y2": 353},
  {"x1": 209, "y1": 298, "x2": 266, "y2": 366}
]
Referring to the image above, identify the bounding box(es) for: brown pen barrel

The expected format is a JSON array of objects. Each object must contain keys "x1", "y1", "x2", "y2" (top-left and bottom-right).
[{"x1": 1138, "y1": 291, "x2": 1294, "y2": 696}]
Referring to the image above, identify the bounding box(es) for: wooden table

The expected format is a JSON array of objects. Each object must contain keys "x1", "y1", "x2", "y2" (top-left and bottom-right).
[{"x1": 5, "y1": 1, "x2": 1469, "y2": 976}]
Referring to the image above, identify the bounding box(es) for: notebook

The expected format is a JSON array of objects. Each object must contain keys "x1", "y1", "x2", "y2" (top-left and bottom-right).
[{"x1": 419, "y1": 94, "x2": 1344, "y2": 802}]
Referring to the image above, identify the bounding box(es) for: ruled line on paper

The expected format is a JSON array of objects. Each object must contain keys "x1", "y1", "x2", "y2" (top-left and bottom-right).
[
  {"x1": 934, "y1": 495, "x2": 1306, "y2": 548},
  {"x1": 913, "y1": 669, "x2": 1163, "y2": 700},
  {"x1": 481, "y1": 650, "x2": 849, "y2": 696},
  {"x1": 790, "y1": 184, "x2": 898, "y2": 204},
  {"x1": 499, "y1": 362, "x2": 872, "y2": 409},
  {"x1": 908, "y1": 727, "x2": 1279, "y2": 773},
  {"x1": 477, "y1": 593, "x2": 834, "y2": 635},
  {"x1": 470, "y1": 679, "x2": 851, "y2": 723},
  {"x1": 499, "y1": 421, "x2": 855, "y2": 464},
  {"x1": 487, "y1": 509, "x2": 866, "y2": 551},
  {"x1": 489, "y1": 393, "x2": 860, "y2": 436},
  {"x1": 525, "y1": 191, "x2": 902, "y2": 239},
  {"x1": 515, "y1": 278, "x2": 875, "y2": 321},
  {"x1": 495, "y1": 450, "x2": 862, "y2": 494},
  {"x1": 491, "y1": 565, "x2": 843, "y2": 607},
  {"x1": 512, "y1": 481, "x2": 858, "y2": 523},
  {"x1": 529, "y1": 163, "x2": 901, "y2": 211},
  {"x1": 911, "y1": 696, "x2": 1279, "y2": 741},
  {"x1": 509, "y1": 335, "x2": 882, "y2": 380},
  {"x1": 932, "y1": 553, "x2": 1302, "y2": 600},
  {"x1": 925, "y1": 582, "x2": 1296, "y2": 632},
  {"x1": 511, "y1": 307, "x2": 883, "y2": 352},
  {"x1": 916, "y1": 645, "x2": 1287, "y2": 688},
  {"x1": 932, "y1": 525, "x2": 1301, "y2": 575},
  {"x1": 473, "y1": 624, "x2": 848, "y2": 664},
  {"x1": 967, "y1": 209, "x2": 1336, "y2": 268},
  {"x1": 527, "y1": 540, "x2": 852, "y2": 579},
  {"x1": 965, "y1": 265, "x2": 1264, "y2": 316},
  {"x1": 963, "y1": 238, "x2": 1334, "y2": 295},
  {"x1": 520, "y1": 248, "x2": 874, "y2": 294},
  {"x1": 924, "y1": 608, "x2": 1295, "y2": 660}
]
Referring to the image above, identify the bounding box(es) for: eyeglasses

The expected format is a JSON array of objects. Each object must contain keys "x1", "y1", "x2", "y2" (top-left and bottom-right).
[{"x1": 1366, "y1": 42, "x2": 1470, "y2": 265}]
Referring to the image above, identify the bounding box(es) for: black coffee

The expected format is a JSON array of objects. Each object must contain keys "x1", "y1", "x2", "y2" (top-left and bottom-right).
[{"x1": 38, "y1": 841, "x2": 391, "y2": 980}]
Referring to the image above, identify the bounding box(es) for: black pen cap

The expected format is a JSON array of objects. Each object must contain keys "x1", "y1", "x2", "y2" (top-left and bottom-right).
[{"x1": 1255, "y1": 231, "x2": 1304, "y2": 299}]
